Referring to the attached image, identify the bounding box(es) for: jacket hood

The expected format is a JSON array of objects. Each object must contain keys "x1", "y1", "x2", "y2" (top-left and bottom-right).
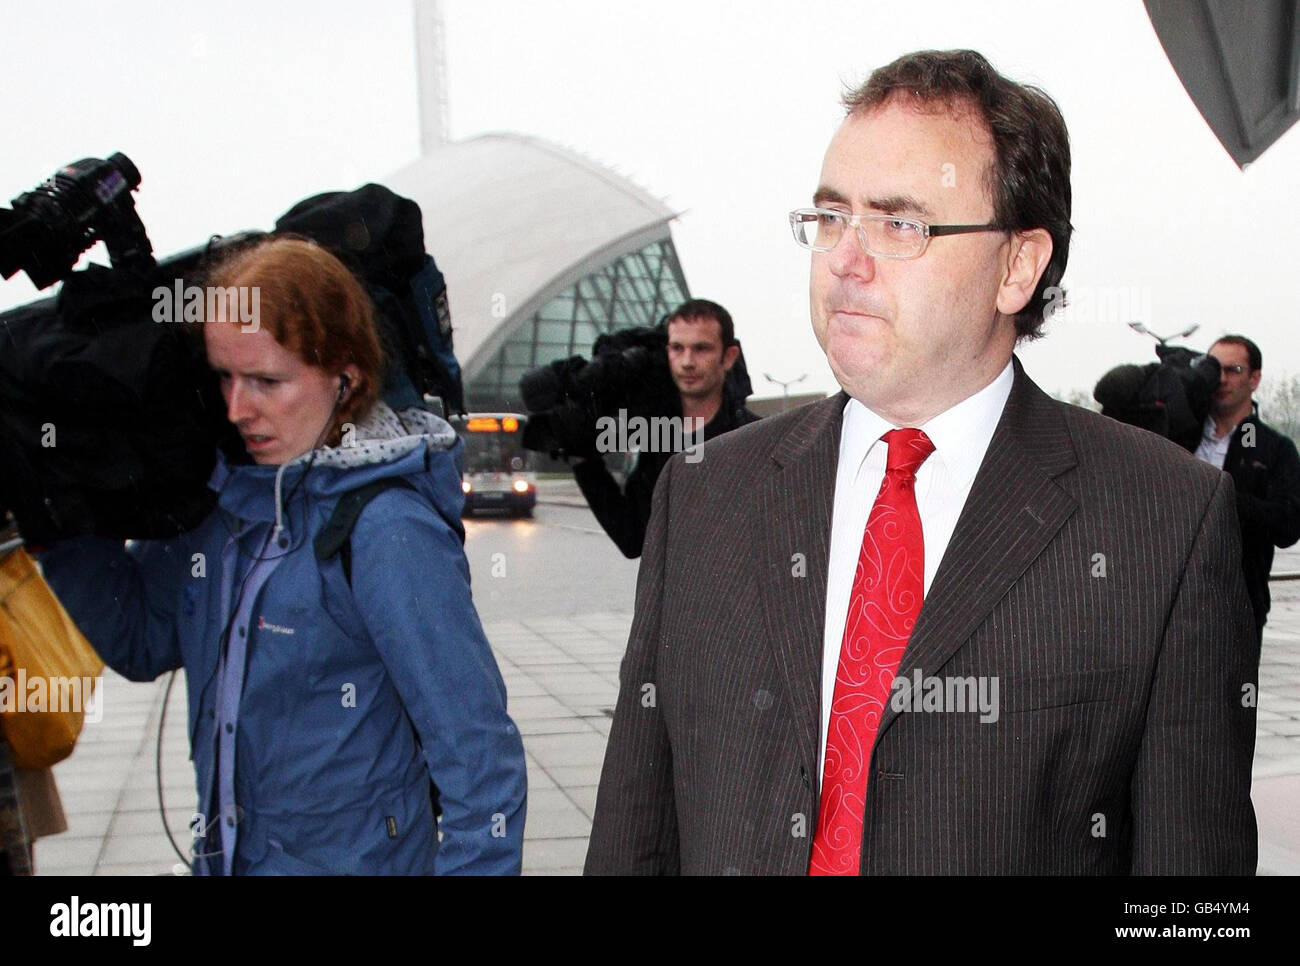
[{"x1": 208, "y1": 402, "x2": 463, "y2": 543}]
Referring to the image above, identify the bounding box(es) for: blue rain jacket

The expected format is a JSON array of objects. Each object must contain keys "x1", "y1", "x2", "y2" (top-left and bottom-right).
[{"x1": 41, "y1": 405, "x2": 526, "y2": 874}]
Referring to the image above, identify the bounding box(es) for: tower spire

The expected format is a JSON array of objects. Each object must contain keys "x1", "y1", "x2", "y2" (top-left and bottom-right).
[{"x1": 414, "y1": 0, "x2": 449, "y2": 153}]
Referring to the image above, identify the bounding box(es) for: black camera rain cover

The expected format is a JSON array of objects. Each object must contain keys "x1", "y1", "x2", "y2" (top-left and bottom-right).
[{"x1": 0, "y1": 266, "x2": 231, "y2": 543}]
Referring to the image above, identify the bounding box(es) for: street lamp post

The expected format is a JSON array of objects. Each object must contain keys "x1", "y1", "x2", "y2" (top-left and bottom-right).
[{"x1": 763, "y1": 372, "x2": 808, "y2": 413}]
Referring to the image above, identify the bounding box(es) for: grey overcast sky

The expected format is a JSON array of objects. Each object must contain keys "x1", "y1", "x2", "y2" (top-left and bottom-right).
[{"x1": 3, "y1": 0, "x2": 1297, "y2": 401}]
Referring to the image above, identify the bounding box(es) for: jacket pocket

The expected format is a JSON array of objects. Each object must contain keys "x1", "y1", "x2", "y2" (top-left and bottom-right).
[
  {"x1": 997, "y1": 667, "x2": 1130, "y2": 714},
  {"x1": 262, "y1": 837, "x2": 338, "y2": 876}
]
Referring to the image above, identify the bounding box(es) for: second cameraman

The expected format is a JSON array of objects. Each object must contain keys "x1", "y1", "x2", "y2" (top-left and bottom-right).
[{"x1": 573, "y1": 299, "x2": 759, "y2": 558}]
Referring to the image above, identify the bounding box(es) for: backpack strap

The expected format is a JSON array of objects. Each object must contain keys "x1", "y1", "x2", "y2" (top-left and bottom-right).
[
  {"x1": 313, "y1": 478, "x2": 415, "y2": 585},
  {"x1": 311, "y1": 475, "x2": 441, "y2": 819}
]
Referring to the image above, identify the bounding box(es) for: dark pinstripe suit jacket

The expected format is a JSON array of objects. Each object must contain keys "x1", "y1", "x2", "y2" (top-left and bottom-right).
[{"x1": 584, "y1": 358, "x2": 1260, "y2": 875}]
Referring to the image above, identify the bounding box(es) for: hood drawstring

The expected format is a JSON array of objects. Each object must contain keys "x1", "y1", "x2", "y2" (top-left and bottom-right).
[{"x1": 272, "y1": 460, "x2": 290, "y2": 546}]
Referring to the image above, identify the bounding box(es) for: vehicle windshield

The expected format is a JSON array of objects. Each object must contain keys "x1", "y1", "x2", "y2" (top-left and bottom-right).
[{"x1": 459, "y1": 420, "x2": 530, "y2": 474}]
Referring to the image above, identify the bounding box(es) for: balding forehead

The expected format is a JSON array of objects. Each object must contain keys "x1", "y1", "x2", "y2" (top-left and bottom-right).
[{"x1": 819, "y1": 101, "x2": 998, "y2": 219}]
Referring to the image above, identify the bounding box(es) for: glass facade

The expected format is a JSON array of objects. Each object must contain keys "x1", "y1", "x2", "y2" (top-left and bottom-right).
[{"x1": 466, "y1": 237, "x2": 689, "y2": 412}]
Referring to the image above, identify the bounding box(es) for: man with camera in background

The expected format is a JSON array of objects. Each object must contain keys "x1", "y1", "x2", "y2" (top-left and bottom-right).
[
  {"x1": 1195, "y1": 335, "x2": 1300, "y2": 642},
  {"x1": 571, "y1": 299, "x2": 759, "y2": 558}
]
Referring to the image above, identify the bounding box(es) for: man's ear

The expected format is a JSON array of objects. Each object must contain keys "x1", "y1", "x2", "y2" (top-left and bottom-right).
[
  {"x1": 722, "y1": 343, "x2": 740, "y2": 372},
  {"x1": 995, "y1": 228, "x2": 1053, "y2": 318},
  {"x1": 1249, "y1": 368, "x2": 1262, "y2": 393}
]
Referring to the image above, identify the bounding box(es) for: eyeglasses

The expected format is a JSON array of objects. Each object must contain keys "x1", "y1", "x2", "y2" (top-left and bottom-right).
[
  {"x1": 1220, "y1": 364, "x2": 1248, "y2": 375},
  {"x1": 789, "y1": 207, "x2": 1004, "y2": 260}
]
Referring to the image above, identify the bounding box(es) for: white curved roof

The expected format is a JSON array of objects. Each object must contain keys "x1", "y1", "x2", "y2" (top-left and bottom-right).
[{"x1": 383, "y1": 133, "x2": 678, "y2": 377}]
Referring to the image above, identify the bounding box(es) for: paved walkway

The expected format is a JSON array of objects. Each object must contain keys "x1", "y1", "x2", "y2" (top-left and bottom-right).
[
  {"x1": 533, "y1": 476, "x2": 599, "y2": 509},
  {"x1": 32, "y1": 610, "x2": 628, "y2": 876},
  {"x1": 1247, "y1": 552, "x2": 1300, "y2": 875},
  {"x1": 32, "y1": 544, "x2": 1300, "y2": 874}
]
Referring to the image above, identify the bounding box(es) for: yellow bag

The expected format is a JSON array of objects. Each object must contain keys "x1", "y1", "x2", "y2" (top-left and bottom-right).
[{"x1": 0, "y1": 546, "x2": 104, "y2": 769}]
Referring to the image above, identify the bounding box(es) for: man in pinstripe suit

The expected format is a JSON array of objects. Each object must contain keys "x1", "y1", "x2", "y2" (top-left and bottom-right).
[{"x1": 584, "y1": 50, "x2": 1259, "y2": 875}]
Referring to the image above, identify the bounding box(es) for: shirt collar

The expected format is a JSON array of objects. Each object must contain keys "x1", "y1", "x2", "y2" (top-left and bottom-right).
[{"x1": 840, "y1": 359, "x2": 1015, "y2": 486}]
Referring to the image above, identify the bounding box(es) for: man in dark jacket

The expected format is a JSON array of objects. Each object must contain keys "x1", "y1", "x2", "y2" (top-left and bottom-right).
[
  {"x1": 1196, "y1": 335, "x2": 1300, "y2": 641},
  {"x1": 586, "y1": 48, "x2": 1257, "y2": 877},
  {"x1": 573, "y1": 299, "x2": 759, "y2": 558}
]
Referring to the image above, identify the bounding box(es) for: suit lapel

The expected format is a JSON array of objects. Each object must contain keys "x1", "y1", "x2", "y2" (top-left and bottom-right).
[
  {"x1": 879, "y1": 359, "x2": 1079, "y2": 735},
  {"x1": 757, "y1": 393, "x2": 845, "y2": 768},
  {"x1": 757, "y1": 365, "x2": 1080, "y2": 764}
]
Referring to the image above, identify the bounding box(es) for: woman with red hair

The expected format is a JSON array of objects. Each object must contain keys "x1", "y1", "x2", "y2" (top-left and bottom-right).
[{"x1": 41, "y1": 236, "x2": 526, "y2": 875}]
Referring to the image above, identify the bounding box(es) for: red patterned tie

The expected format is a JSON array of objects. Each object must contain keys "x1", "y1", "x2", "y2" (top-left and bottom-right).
[{"x1": 809, "y1": 427, "x2": 934, "y2": 875}]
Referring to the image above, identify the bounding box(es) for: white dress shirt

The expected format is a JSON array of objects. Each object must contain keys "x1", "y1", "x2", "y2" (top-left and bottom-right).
[
  {"x1": 1194, "y1": 415, "x2": 1233, "y2": 469},
  {"x1": 818, "y1": 360, "x2": 1014, "y2": 785}
]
